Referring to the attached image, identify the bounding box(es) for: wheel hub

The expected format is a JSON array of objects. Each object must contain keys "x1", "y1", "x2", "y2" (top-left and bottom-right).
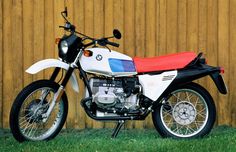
[
  {"x1": 25, "y1": 99, "x2": 49, "y2": 123},
  {"x1": 173, "y1": 101, "x2": 196, "y2": 125}
]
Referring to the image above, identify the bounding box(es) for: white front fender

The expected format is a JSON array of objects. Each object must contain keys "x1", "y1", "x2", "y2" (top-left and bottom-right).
[{"x1": 26, "y1": 59, "x2": 79, "y2": 93}]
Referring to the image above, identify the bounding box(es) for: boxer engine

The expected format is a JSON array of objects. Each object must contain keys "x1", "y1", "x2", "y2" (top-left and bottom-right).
[{"x1": 87, "y1": 78, "x2": 140, "y2": 116}]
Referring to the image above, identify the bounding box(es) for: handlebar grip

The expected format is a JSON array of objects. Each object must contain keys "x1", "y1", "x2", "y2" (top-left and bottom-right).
[
  {"x1": 59, "y1": 26, "x2": 70, "y2": 31},
  {"x1": 106, "y1": 41, "x2": 119, "y2": 47}
]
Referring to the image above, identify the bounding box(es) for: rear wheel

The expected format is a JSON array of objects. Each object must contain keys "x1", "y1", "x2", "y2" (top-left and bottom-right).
[
  {"x1": 152, "y1": 82, "x2": 216, "y2": 138},
  {"x1": 10, "y1": 80, "x2": 68, "y2": 142}
]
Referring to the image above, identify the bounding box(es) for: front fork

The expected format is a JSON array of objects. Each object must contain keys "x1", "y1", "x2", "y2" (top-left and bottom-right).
[{"x1": 42, "y1": 67, "x2": 74, "y2": 122}]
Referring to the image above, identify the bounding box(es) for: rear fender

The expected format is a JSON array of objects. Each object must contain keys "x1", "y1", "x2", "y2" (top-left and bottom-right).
[
  {"x1": 210, "y1": 72, "x2": 227, "y2": 94},
  {"x1": 26, "y1": 59, "x2": 79, "y2": 93},
  {"x1": 172, "y1": 64, "x2": 227, "y2": 94}
]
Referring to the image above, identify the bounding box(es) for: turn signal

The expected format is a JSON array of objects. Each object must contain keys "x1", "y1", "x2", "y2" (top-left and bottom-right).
[
  {"x1": 55, "y1": 38, "x2": 61, "y2": 44},
  {"x1": 84, "y1": 50, "x2": 93, "y2": 57}
]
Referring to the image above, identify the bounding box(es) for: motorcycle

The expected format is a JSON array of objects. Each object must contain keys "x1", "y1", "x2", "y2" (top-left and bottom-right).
[{"x1": 10, "y1": 7, "x2": 227, "y2": 142}]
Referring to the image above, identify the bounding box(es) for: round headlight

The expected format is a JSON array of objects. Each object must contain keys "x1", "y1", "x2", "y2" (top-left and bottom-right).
[{"x1": 60, "y1": 40, "x2": 68, "y2": 54}]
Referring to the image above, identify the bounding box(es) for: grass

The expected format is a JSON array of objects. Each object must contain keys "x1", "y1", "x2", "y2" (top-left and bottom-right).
[{"x1": 1, "y1": 126, "x2": 236, "y2": 152}]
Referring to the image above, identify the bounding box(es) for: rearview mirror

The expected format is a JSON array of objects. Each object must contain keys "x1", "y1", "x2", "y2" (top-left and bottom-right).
[
  {"x1": 64, "y1": 7, "x2": 68, "y2": 17},
  {"x1": 113, "y1": 29, "x2": 121, "y2": 39}
]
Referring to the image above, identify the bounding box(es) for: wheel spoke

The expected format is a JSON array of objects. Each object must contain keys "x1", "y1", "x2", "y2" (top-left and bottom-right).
[
  {"x1": 165, "y1": 116, "x2": 174, "y2": 127},
  {"x1": 194, "y1": 120, "x2": 204, "y2": 128},
  {"x1": 197, "y1": 107, "x2": 206, "y2": 114},
  {"x1": 26, "y1": 118, "x2": 37, "y2": 137},
  {"x1": 22, "y1": 115, "x2": 34, "y2": 134},
  {"x1": 31, "y1": 123, "x2": 39, "y2": 137},
  {"x1": 185, "y1": 125, "x2": 195, "y2": 134},
  {"x1": 173, "y1": 93, "x2": 182, "y2": 102},
  {"x1": 194, "y1": 97, "x2": 200, "y2": 107},
  {"x1": 163, "y1": 112, "x2": 172, "y2": 120},
  {"x1": 197, "y1": 112, "x2": 206, "y2": 118}
]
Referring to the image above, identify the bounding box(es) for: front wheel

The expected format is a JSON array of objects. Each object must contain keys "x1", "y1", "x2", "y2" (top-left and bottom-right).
[
  {"x1": 10, "y1": 80, "x2": 68, "y2": 142},
  {"x1": 152, "y1": 82, "x2": 216, "y2": 138}
]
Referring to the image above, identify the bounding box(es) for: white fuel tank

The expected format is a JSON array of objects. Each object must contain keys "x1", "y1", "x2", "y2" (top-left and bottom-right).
[{"x1": 79, "y1": 48, "x2": 137, "y2": 77}]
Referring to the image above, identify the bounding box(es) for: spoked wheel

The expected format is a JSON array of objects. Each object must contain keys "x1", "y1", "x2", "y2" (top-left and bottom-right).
[
  {"x1": 152, "y1": 82, "x2": 216, "y2": 138},
  {"x1": 10, "y1": 80, "x2": 68, "y2": 142}
]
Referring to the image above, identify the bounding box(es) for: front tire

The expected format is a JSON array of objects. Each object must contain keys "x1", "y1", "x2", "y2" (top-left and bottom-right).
[
  {"x1": 152, "y1": 82, "x2": 216, "y2": 138},
  {"x1": 10, "y1": 80, "x2": 68, "y2": 142}
]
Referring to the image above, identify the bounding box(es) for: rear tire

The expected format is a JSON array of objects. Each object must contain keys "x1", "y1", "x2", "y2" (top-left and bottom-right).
[
  {"x1": 10, "y1": 80, "x2": 68, "y2": 142},
  {"x1": 152, "y1": 82, "x2": 216, "y2": 138}
]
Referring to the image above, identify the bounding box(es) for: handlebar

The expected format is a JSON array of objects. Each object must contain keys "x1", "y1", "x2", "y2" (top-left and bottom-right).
[
  {"x1": 84, "y1": 38, "x2": 119, "y2": 48},
  {"x1": 59, "y1": 17, "x2": 120, "y2": 49},
  {"x1": 104, "y1": 40, "x2": 119, "y2": 47},
  {"x1": 59, "y1": 22, "x2": 75, "y2": 33}
]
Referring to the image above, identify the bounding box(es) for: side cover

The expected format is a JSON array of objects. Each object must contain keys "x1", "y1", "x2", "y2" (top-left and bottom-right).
[{"x1": 138, "y1": 70, "x2": 177, "y2": 101}]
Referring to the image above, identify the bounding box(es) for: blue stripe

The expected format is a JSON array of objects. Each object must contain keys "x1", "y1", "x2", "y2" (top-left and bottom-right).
[{"x1": 109, "y1": 58, "x2": 136, "y2": 72}]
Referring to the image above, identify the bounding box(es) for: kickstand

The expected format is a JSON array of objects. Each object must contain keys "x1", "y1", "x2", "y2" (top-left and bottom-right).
[{"x1": 111, "y1": 120, "x2": 125, "y2": 138}]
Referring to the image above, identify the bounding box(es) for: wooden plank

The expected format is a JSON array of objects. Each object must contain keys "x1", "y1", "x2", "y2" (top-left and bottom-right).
[
  {"x1": 166, "y1": 0, "x2": 177, "y2": 54},
  {"x1": 186, "y1": 0, "x2": 198, "y2": 52},
  {"x1": 134, "y1": 0, "x2": 145, "y2": 129},
  {"x1": 44, "y1": 0, "x2": 55, "y2": 69},
  {"x1": 84, "y1": 0, "x2": 94, "y2": 128},
  {"x1": 3, "y1": 0, "x2": 12, "y2": 128},
  {"x1": 229, "y1": 0, "x2": 236, "y2": 126},
  {"x1": 123, "y1": 0, "x2": 135, "y2": 129},
  {"x1": 0, "y1": 0, "x2": 3, "y2": 128},
  {"x1": 12, "y1": 0, "x2": 23, "y2": 129},
  {"x1": 73, "y1": 0, "x2": 86, "y2": 130},
  {"x1": 218, "y1": 0, "x2": 230, "y2": 125},
  {"x1": 155, "y1": 0, "x2": 160, "y2": 56},
  {"x1": 124, "y1": 0, "x2": 135, "y2": 57},
  {"x1": 198, "y1": 0, "x2": 208, "y2": 90},
  {"x1": 177, "y1": 0, "x2": 187, "y2": 52},
  {"x1": 3, "y1": 0, "x2": 23, "y2": 128},
  {"x1": 198, "y1": 0, "x2": 207, "y2": 55},
  {"x1": 23, "y1": 0, "x2": 34, "y2": 87},
  {"x1": 93, "y1": 0, "x2": 105, "y2": 129},
  {"x1": 54, "y1": 0, "x2": 65, "y2": 55},
  {"x1": 113, "y1": 0, "x2": 124, "y2": 53},
  {"x1": 135, "y1": 0, "x2": 145, "y2": 58},
  {"x1": 3, "y1": 0, "x2": 12, "y2": 129},
  {"x1": 158, "y1": 0, "x2": 167, "y2": 56},
  {"x1": 104, "y1": 0, "x2": 113, "y2": 40},
  {"x1": 206, "y1": 0, "x2": 219, "y2": 124},
  {"x1": 146, "y1": 0, "x2": 156, "y2": 57},
  {"x1": 145, "y1": 0, "x2": 156, "y2": 128},
  {"x1": 33, "y1": 0, "x2": 44, "y2": 80}
]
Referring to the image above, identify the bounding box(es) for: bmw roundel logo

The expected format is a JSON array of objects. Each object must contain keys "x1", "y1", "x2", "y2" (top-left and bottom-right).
[{"x1": 96, "y1": 54, "x2": 103, "y2": 61}]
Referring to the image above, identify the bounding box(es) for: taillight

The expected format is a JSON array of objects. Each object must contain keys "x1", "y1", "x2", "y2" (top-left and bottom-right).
[{"x1": 220, "y1": 67, "x2": 225, "y2": 74}]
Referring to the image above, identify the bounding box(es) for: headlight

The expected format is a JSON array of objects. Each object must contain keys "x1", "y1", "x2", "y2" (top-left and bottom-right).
[
  {"x1": 60, "y1": 40, "x2": 68, "y2": 54},
  {"x1": 58, "y1": 34, "x2": 83, "y2": 63}
]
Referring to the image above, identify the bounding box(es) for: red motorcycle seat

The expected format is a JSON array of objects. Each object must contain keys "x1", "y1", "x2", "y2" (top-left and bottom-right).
[{"x1": 133, "y1": 52, "x2": 197, "y2": 73}]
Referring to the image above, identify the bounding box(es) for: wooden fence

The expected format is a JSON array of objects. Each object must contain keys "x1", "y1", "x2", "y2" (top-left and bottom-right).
[{"x1": 0, "y1": 0, "x2": 236, "y2": 129}]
